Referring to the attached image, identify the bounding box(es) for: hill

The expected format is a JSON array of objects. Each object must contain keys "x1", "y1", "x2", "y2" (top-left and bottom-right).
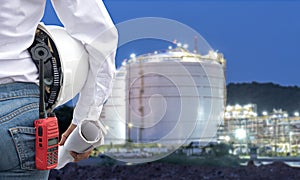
[{"x1": 226, "y1": 82, "x2": 300, "y2": 115}]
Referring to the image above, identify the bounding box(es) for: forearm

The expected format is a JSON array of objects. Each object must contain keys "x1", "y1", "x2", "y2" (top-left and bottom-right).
[
  {"x1": 51, "y1": 0, "x2": 118, "y2": 124},
  {"x1": 72, "y1": 61, "x2": 113, "y2": 124}
]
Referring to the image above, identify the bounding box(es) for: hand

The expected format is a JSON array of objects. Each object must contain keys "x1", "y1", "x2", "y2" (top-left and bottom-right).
[
  {"x1": 59, "y1": 124, "x2": 77, "y2": 146},
  {"x1": 70, "y1": 149, "x2": 93, "y2": 162},
  {"x1": 59, "y1": 123, "x2": 93, "y2": 162}
]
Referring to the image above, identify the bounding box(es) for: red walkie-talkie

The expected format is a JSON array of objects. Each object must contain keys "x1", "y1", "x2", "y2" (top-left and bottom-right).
[{"x1": 31, "y1": 42, "x2": 59, "y2": 170}]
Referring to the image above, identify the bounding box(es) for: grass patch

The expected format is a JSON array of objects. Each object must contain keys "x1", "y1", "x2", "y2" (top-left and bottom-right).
[{"x1": 158, "y1": 153, "x2": 243, "y2": 168}]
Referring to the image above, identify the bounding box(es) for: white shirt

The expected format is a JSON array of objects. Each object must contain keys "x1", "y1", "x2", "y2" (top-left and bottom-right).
[{"x1": 0, "y1": 0, "x2": 118, "y2": 125}]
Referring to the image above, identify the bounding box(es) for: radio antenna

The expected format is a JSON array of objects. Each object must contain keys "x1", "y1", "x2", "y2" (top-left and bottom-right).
[{"x1": 30, "y1": 42, "x2": 52, "y2": 119}]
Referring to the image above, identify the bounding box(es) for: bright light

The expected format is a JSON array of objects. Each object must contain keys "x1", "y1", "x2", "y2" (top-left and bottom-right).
[
  {"x1": 226, "y1": 105, "x2": 233, "y2": 111},
  {"x1": 294, "y1": 112, "x2": 299, "y2": 117},
  {"x1": 177, "y1": 43, "x2": 182, "y2": 47},
  {"x1": 122, "y1": 60, "x2": 127, "y2": 66},
  {"x1": 284, "y1": 113, "x2": 288, "y2": 118},
  {"x1": 244, "y1": 104, "x2": 252, "y2": 109},
  {"x1": 262, "y1": 111, "x2": 268, "y2": 116},
  {"x1": 128, "y1": 123, "x2": 133, "y2": 128},
  {"x1": 168, "y1": 46, "x2": 173, "y2": 50},
  {"x1": 224, "y1": 112, "x2": 231, "y2": 119},
  {"x1": 226, "y1": 104, "x2": 257, "y2": 119},
  {"x1": 225, "y1": 135, "x2": 231, "y2": 142},
  {"x1": 235, "y1": 104, "x2": 241, "y2": 109},
  {"x1": 243, "y1": 111, "x2": 249, "y2": 115},
  {"x1": 235, "y1": 128, "x2": 247, "y2": 140},
  {"x1": 130, "y1": 53, "x2": 136, "y2": 59}
]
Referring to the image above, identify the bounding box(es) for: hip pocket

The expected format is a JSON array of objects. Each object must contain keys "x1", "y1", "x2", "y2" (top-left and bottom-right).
[{"x1": 9, "y1": 126, "x2": 36, "y2": 170}]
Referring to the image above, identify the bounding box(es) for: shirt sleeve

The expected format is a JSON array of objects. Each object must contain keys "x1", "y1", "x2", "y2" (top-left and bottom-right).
[{"x1": 51, "y1": 0, "x2": 118, "y2": 125}]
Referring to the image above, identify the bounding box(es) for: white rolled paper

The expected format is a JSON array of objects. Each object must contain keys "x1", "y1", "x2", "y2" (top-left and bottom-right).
[{"x1": 56, "y1": 119, "x2": 106, "y2": 169}]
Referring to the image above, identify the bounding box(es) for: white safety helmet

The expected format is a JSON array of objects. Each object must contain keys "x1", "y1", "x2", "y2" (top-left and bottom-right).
[{"x1": 29, "y1": 23, "x2": 89, "y2": 110}]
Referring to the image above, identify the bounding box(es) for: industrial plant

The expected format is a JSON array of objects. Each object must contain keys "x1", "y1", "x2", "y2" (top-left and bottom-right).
[
  {"x1": 99, "y1": 45, "x2": 226, "y2": 162},
  {"x1": 220, "y1": 104, "x2": 300, "y2": 157},
  {"x1": 97, "y1": 45, "x2": 300, "y2": 162}
]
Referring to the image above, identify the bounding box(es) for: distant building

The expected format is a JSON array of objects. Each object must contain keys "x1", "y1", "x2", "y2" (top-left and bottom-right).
[{"x1": 223, "y1": 104, "x2": 300, "y2": 156}]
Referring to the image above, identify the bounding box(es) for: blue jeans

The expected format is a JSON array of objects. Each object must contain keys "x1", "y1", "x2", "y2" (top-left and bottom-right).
[{"x1": 0, "y1": 82, "x2": 49, "y2": 179}]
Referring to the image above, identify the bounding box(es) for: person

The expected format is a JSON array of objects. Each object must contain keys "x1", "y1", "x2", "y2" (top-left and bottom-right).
[{"x1": 0, "y1": 0, "x2": 118, "y2": 179}]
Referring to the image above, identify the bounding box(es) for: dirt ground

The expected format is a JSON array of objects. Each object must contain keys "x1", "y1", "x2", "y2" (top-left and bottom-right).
[{"x1": 49, "y1": 160, "x2": 300, "y2": 180}]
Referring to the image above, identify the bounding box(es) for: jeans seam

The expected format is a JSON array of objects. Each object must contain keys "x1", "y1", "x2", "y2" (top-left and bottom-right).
[
  {"x1": 0, "y1": 94, "x2": 39, "y2": 101},
  {"x1": 0, "y1": 103, "x2": 39, "y2": 124}
]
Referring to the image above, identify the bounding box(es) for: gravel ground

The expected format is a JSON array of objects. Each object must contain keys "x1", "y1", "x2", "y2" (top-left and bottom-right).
[{"x1": 49, "y1": 160, "x2": 300, "y2": 180}]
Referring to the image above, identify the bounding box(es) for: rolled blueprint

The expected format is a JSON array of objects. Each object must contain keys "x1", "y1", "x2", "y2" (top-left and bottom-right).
[{"x1": 56, "y1": 119, "x2": 106, "y2": 169}]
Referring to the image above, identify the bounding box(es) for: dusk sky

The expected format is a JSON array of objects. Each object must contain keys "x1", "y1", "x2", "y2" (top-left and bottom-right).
[{"x1": 42, "y1": 0, "x2": 300, "y2": 87}]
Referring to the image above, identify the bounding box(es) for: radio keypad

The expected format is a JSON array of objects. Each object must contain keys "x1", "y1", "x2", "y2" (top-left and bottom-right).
[{"x1": 47, "y1": 146, "x2": 58, "y2": 166}]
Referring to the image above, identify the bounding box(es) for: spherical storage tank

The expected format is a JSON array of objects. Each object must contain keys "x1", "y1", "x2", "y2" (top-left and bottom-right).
[{"x1": 101, "y1": 47, "x2": 226, "y2": 147}]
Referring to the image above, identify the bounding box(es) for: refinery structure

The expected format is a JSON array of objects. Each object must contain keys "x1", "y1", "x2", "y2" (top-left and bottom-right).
[
  {"x1": 98, "y1": 44, "x2": 300, "y2": 160},
  {"x1": 220, "y1": 104, "x2": 300, "y2": 156},
  {"x1": 99, "y1": 44, "x2": 226, "y2": 161}
]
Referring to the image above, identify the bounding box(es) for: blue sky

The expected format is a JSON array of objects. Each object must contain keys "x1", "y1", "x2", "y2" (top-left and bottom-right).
[{"x1": 42, "y1": 0, "x2": 300, "y2": 86}]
